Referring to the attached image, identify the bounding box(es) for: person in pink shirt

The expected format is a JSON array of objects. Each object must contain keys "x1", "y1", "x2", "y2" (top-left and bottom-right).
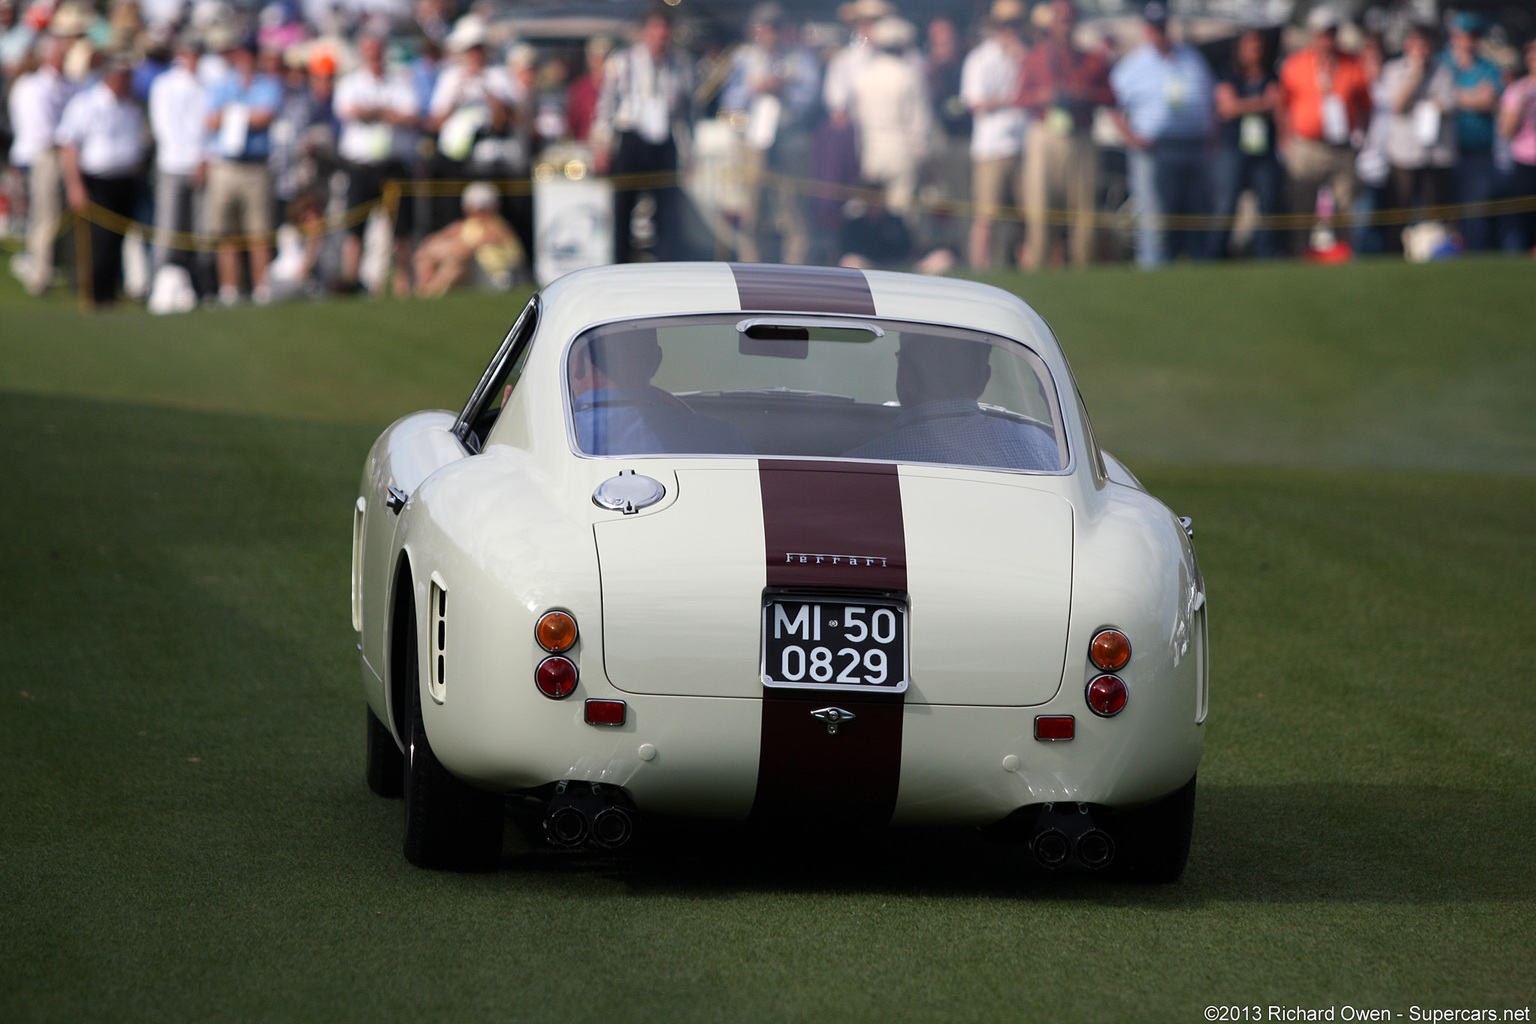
[{"x1": 1497, "y1": 39, "x2": 1536, "y2": 252}]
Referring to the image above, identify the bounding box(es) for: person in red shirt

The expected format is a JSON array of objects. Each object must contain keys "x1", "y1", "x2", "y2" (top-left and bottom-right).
[
  {"x1": 1014, "y1": 0, "x2": 1114, "y2": 268},
  {"x1": 565, "y1": 36, "x2": 612, "y2": 143},
  {"x1": 1277, "y1": 5, "x2": 1372, "y2": 249}
]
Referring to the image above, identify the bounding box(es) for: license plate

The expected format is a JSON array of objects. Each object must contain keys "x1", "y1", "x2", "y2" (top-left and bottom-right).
[{"x1": 760, "y1": 597, "x2": 908, "y2": 693}]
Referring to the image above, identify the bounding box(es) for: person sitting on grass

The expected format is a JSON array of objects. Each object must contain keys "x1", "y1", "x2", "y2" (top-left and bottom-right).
[{"x1": 411, "y1": 182, "x2": 524, "y2": 298}]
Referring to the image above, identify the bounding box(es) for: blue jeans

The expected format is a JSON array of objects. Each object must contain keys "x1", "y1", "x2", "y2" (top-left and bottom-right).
[
  {"x1": 1454, "y1": 150, "x2": 1498, "y2": 250},
  {"x1": 1501, "y1": 161, "x2": 1536, "y2": 251},
  {"x1": 1212, "y1": 147, "x2": 1285, "y2": 258},
  {"x1": 1128, "y1": 139, "x2": 1212, "y2": 268},
  {"x1": 1351, "y1": 181, "x2": 1388, "y2": 255}
]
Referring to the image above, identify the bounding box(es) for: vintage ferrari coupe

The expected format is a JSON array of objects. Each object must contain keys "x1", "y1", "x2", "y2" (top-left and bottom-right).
[{"x1": 352, "y1": 263, "x2": 1207, "y2": 879}]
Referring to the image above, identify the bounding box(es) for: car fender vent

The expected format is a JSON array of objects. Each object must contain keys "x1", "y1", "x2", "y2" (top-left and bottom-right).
[
  {"x1": 428, "y1": 576, "x2": 448, "y2": 704},
  {"x1": 1194, "y1": 604, "x2": 1209, "y2": 725},
  {"x1": 351, "y1": 498, "x2": 366, "y2": 633}
]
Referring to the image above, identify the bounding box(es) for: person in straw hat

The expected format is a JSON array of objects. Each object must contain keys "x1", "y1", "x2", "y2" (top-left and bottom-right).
[
  {"x1": 823, "y1": 0, "x2": 891, "y2": 128},
  {"x1": 850, "y1": 15, "x2": 930, "y2": 216}
]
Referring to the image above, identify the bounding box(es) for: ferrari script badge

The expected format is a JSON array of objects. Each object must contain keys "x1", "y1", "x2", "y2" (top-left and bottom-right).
[{"x1": 811, "y1": 707, "x2": 856, "y2": 735}]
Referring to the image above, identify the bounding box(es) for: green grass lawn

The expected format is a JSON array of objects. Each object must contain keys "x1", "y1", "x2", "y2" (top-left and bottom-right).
[{"x1": 2, "y1": 259, "x2": 1533, "y2": 1023}]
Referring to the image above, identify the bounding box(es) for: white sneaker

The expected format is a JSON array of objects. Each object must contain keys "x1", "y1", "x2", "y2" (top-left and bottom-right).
[
  {"x1": 252, "y1": 283, "x2": 271, "y2": 306},
  {"x1": 219, "y1": 285, "x2": 240, "y2": 307},
  {"x1": 9, "y1": 251, "x2": 34, "y2": 286}
]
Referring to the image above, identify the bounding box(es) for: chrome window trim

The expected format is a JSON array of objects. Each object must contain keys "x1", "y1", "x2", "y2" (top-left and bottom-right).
[
  {"x1": 734, "y1": 316, "x2": 886, "y2": 337},
  {"x1": 452, "y1": 294, "x2": 541, "y2": 454},
  {"x1": 556, "y1": 310, "x2": 1079, "y2": 478}
]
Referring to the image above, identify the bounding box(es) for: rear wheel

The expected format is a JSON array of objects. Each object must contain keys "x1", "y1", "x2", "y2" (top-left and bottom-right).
[
  {"x1": 365, "y1": 706, "x2": 404, "y2": 798},
  {"x1": 400, "y1": 594, "x2": 503, "y2": 870},
  {"x1": 1109, "y1": 774, "x2": 1197, "y2": 883}
]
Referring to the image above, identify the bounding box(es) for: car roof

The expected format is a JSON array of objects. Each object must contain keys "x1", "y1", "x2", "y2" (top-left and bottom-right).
[{"x1": 536, "y1": 263, "x2": 1065, "y2": 365}]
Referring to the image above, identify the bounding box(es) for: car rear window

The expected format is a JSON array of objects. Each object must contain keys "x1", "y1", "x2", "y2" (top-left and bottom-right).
[{"x1": 565, "y1": 314, "x2": 1067, "y2": 473}]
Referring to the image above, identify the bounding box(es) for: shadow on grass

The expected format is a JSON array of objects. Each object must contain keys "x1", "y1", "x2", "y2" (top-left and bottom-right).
[{"x1": 479, "y1": 782, "x2": 1536, "y2": 906}]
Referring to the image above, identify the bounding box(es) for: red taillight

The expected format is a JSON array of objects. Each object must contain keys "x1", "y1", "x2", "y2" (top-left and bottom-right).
[
  {"x1": 584, "y1": 699, "x2": 626, "y2": 726},
  {"x1": 1034, "y1": 715, "x2": 1075, "y2": 741},
  {"x1": 1090, "y1": 628, "x2": 1131, "y2": 671},
  {"x1": 535, "y1": 656, "x2": 578, "y2": 699},
  {"x1": 1086, "y1": 674, "x2": 1128, "y2": 717}
]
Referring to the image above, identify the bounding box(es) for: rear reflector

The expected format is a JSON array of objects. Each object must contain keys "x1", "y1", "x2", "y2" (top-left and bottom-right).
[
  {"x1": 1034, "y1": 715, "x2": 1075, "y2": 741},
  {"x1": 584, "y1": 699, "x2": 626, "y2": 726}
]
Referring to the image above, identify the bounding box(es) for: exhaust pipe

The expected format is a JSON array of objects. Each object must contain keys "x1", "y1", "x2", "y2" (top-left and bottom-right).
[
  {"x1": 591, "y1": 807, "x2": 634, "y2": 849},
  {"x1": 541, "y1": 781, "x2": 638, "y2": 850},
  {"x1": 1032, "y1": 829, "x2": 1070, "y2": 868},
  {"x1": 1074, "y1": 829, "x2": 1115, "y2": 869},
  {"x1": 546, "y1": 805, "x2": 589, "y2": 847},
  {"x1": 1023, "y1": 802, "x2": 1115, "y2": 870}
]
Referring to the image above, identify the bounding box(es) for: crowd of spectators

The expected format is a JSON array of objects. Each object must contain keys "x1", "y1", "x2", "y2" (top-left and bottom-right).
[{"x1": 1, "y1": 0, "x2": 1534, "y2": 308}]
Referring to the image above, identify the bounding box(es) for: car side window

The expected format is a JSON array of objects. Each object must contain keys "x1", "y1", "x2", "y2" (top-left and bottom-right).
[{"x1": 454, "y1": 296, "x2": 540, "y2": 454}]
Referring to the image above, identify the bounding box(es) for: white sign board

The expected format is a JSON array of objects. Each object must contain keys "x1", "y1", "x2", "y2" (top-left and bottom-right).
[{"x1": 534, "y1": 176, "x2": 614, "y2": 286}]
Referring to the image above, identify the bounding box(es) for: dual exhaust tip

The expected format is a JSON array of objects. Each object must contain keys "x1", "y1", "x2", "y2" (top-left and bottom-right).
[
  {"x1": 547, "y1": 804, "x2": 635, "y2": 849},
  {"x1": 543, "y1": 781, "x2": 636, "y2": 850},
  {"x1": 1028, "y1": 802, "x2": 1115, "y2": 870},
  {"x1": 1031, "y1": 827, "x2": 1115, "y2": 870}
]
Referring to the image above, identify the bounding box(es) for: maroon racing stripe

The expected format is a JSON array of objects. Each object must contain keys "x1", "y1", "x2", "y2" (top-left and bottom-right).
[
  {"x1": 730, "y1": 263, "x2": 876, "y2": 316},
  {"x1": 760, "y1": 460, "x2": 906, "y2": 591},
  {"x1": 752, "y1": 459, "x2": 906, "y2": 827}
]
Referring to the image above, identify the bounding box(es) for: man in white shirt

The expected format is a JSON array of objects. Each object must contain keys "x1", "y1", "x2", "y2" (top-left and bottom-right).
[
  {"x1": 427, "y1": 18, "x2": 517, "y2": 166},
  {"x1": 822, "y1": 0, "x2": 889, "y2": 128},
  {"x1": 851, "y1": 17, "x2": 931, "y2": 215},
  {"x1": 58, "y1": 57, "x2": 146, "y2": 307},
  {"x1": 960, "y1": 2, "x2": 1025, "y2": 268},
  {"x1": 148, "y1": 35, "x2": 205, "y2": 276},
  {"x1": 8, "y1": 33, "x2": 75, "y2": 295},
  {"x1": 336, "y1": 31, "x2": 419, "y2": 291},
  {"x1": 592, "y1": 7, "x2": 693, "y2": 261}
]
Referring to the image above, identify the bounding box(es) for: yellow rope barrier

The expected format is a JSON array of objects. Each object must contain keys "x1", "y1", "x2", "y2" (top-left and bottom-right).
[{"x1": 35, "y1": 167, "x2": 1536, "y2": 255}]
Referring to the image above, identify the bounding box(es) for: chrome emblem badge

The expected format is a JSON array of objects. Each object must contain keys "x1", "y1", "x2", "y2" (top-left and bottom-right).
[{"x1": 811, "y1": 707, "x2": 856, "y2": 735}]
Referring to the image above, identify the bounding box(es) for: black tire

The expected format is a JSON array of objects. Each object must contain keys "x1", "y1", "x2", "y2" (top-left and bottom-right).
[
  {"x1": 400, "y1": 595, "x2": 503, "y2": 871},
  {"x1": 366, "y1": 705, "x2": 405, "y2": 798},
  {"x1": 1108, "y1": 774, "x2": 1197, "y2": 883}
]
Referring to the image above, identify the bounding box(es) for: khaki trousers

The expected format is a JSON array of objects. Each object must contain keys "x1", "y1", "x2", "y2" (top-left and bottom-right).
[
  {"x1": 738, "y1": 145, "x2": 809, "y2": 265},
  {"x1": 24, "y1": 148, "x2": 64, "y2": 295},
  {"x1": 1022, "y1": 127, "x2": 1098, "y2": 268},
  {"x1": 1284, "y1": 136, "x2": 1356, "y2": 247}
]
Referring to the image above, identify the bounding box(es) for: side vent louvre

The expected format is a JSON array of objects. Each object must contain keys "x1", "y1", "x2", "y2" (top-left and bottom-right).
[
  {"x1": 1194, "y1": 605, "x2": 1209, "y2": 725},
  {"x1": 428, "y1": 578, "x2": 448, "y2": 703},
  {"x1": 351, "y1": 498, "x2": 366, "y2": 633}
]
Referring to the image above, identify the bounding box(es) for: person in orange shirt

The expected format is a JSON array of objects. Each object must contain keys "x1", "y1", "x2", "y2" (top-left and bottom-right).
[{"x1": 1278, "y1": 5, "x2": 1371, "y2": 250}]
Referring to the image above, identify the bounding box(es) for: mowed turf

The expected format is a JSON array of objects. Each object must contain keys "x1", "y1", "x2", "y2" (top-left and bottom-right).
[{"x1": 1, "y1": 259, "x2": 1533, "y2": 1023}]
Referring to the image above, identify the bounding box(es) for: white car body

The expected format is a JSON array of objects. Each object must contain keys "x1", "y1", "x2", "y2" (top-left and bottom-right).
[{"x1": 354, "y1": 263, "x2": 1207, "y2": 876}]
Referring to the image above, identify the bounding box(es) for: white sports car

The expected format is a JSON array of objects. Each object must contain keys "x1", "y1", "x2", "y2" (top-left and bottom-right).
[{"x1": 352, "y1": 263, "x2": 1207, "y2": 879}]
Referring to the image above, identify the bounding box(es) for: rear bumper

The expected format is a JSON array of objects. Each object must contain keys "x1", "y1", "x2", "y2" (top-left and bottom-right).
[{"x1": 417, "y1": 678, "x2": 1203, "y2": 826}]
